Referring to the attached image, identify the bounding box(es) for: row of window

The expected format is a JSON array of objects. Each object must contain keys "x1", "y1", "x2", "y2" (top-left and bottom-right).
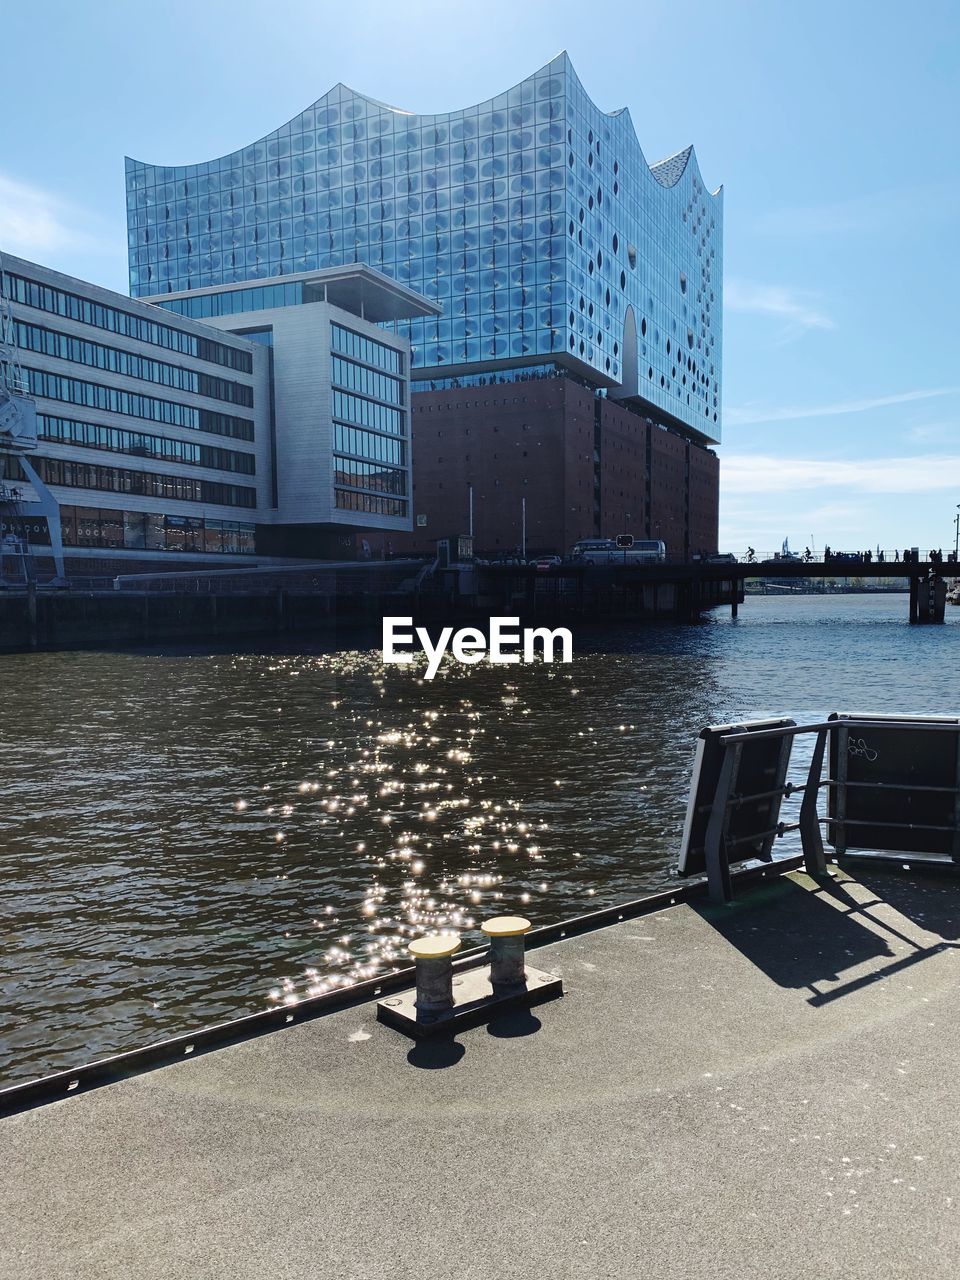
[
  {"x1": 332, "y1": 456, "x2": 407, "y2": 496},
  {"x1": 334, "y1": 488, "x2": 408, "y2": 517},
  {"x1": 38, "y1": 413, "x2": 256, "y2": 475},
  {"x1": 330, "y1": 322, "x2": 403, "y2": 374},
  {"x1": 7, "y1": 273, "x2": 252, "y2": 372},
  {"x1": 11, "y1": 455, "x2": 256, "y2": 508},
  {"x1": 23, "y1": 367, "x2": 255, "y2": 442},
  {"x1": 331, "y1": 355, "x2": 403, "y2": 406},
  {"x1": 412, "y1": 363, "x2": 564, "y2": 392},
  {"x1": 157, "y1": 282, "x2": 304, "y2": 319},
  {"x1": 333, "y1": 423, "x2": 406, "y2": 467},
  {"x1": 62, "y1": 506, "x2": 256, "y2": 554},
  {"x1": 15, "y1": 321, "x2": 254, "y2": 407},
  {"x1": 332, "y1": 388, "x2": 404, "y2": 436}
]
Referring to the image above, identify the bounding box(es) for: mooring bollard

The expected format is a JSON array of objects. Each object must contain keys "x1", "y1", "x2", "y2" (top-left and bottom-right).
[
  {"x1": 481, "y1": 916, "x2": 532, "y2": 990},
  {"x1": 378, "y1": 918, "x2": 561, "y2": 1037},
  {"x1": 408, "y1": 934, "x2": 461, "y2": 1020}
]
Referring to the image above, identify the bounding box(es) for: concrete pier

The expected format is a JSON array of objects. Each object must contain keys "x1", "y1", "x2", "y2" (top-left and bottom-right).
[{"x1": 3, "y1": 863, "x2": 959, "y2": 1279}]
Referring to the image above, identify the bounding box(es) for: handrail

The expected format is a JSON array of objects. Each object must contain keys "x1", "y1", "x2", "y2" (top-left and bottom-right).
[
  {"x1": 718, "y1": 718, "x2": 960, "y2": 744},
  {"x1": 690, "y1": 714, "x2": 960, "y2": 903}
]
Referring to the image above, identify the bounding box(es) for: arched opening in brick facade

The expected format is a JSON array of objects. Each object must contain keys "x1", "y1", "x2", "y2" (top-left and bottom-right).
[{"x1": 616, "y1": 304, "x2": 639, "y2": 398}]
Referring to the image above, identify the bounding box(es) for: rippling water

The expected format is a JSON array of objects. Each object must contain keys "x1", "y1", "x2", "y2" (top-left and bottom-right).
[{"x1": 1, "y1": 593, "x2": 957, "y2": 1084}]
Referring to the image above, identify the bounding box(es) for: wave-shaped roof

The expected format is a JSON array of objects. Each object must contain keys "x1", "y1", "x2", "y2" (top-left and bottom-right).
[{"x1": 126, "y1": 51, "x2": 721, "y2": 199}]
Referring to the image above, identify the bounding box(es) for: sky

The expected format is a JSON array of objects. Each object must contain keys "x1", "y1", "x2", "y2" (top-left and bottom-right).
[{"x1": 2, "y1": 0, "x2": 959, "y2": 557}]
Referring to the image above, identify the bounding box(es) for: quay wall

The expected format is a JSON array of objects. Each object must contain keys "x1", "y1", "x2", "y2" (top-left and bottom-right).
[{"x1": 0, "y1": 573, "x2": 741, "y2": 652}]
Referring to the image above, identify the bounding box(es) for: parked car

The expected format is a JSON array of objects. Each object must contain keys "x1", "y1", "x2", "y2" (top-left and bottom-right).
[{"x1": 530, "y1": 555, "x2": 562, "y2": 571}]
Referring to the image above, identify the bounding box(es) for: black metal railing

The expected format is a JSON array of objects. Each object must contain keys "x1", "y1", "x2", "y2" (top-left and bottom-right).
[{"x1": 680, "y1": 714, "x2": 960, "y2": 903}]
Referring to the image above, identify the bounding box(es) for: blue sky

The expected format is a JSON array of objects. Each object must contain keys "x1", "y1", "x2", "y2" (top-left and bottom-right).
[{"x1": 2, "y1": 0, "x2": 959, "y2": 556}]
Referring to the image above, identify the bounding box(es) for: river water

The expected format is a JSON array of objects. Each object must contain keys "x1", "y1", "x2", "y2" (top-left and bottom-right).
[{"x1": 1, "y1": 593, "x2": 957, "y2": 1085}]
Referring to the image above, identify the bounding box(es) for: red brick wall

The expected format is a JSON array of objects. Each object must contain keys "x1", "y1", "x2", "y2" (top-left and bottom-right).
[
  {"x1": 397, "y1": 377, "x2": 593, "y2": 558},
  {"x1": 597, "y1": 399, "x2": 648, "y2": 541},
  {"x1": 688, "y1": 443, "x2": 720, "y2": 557},
  {"x1": 396, "y1": 375, "x2": 720, "y2": 561},
  {"x1": 649, "y1": 426, "x2": 689, "y2": 559}
]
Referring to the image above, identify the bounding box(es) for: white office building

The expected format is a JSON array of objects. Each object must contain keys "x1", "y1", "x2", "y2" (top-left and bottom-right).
[{"x1": 0, "y1": 255, "x2": 434, "y2": 576}]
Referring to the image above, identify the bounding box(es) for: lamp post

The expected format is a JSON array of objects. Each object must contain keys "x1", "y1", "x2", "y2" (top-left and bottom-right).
[{"x1": 954, "y1": 504, "x2": 959, "y2": 562}]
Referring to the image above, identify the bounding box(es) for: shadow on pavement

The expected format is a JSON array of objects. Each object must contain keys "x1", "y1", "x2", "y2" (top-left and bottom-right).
[
  {"x1": 487, "y1": 1008, "x2": 542, "y2": 1039},
  {"x1": 844, "y1": 864, "x2": 960, "y2": 940},
  {"x1": 695, "y1": 873, "x2": 894, "y2": 992},
  {"x1": 696, "y1": 866, "x2": 960, "y2": 1006},
  {"x1": 406, "y1": 1037, "x2": 466, "y2": 1070}
]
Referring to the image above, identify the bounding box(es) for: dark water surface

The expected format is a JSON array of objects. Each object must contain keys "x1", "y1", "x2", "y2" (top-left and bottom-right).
[{"x1": 1, "y1": 594, "x2": 957, "y2": 1084}]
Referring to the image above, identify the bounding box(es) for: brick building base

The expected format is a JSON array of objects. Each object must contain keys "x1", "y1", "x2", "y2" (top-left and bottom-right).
[{"x1": 394, "y1": 374, "x2": 719, "y2": 560}]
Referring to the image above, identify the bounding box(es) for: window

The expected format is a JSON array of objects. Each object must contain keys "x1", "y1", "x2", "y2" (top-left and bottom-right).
[
  {"x1": 22, "y1": 368, "x2": 255, "y2": 441},
  {"x1": 37, "y1": 413, "x2": 255, "y2": 474},
  {"x1": 15, "y1": 321, "x2": 253, "y2": 406},
  {"x1": 332, "y1": 389, "x2": 405, "y2": 436},
  {"x1": 59, "y1": 505, "x2": 256, "y2": 553},
  {"x1": 334, "y1": 489, "x2": 408, "y2": 517},
  {"x1": 30, "y1": 456, "x2": 256, "y2": 507},
  {"x1": 333, "y1": 423, "x2": 406, "y2": 466},
  {"x1": 331, "y1": 323, "x2": 403, "y2": 374},
  {"x1": 8, "y1": 273, "x2": 252, "y2": 372},
  {"x1": 333, "y1": 456, "x2": 407, "y2": 496},
  {"x1": 331, "y1": 356, "x2": 404, "y2": 406}
]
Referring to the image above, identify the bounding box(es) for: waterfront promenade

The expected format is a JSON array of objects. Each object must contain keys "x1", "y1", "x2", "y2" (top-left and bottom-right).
[{"x1": 4, "y1": 863, "x2": 958, "y2": 1279}]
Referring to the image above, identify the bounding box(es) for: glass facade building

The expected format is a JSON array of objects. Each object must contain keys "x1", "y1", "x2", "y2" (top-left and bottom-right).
[{"x1": 125, "y1": 52, "x2": 722, "y2": 443}]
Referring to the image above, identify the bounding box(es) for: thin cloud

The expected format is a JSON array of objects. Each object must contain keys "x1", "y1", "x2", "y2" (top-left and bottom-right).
[
  {"x1": 723, "y1": 453, "x2": 960, "y2": 495},
  {"x1": 719, "y1": 498, "x2": 871, "y2": 553},
  {"x1": 0, "y1": 172, "x2": 113, "y2": 258},
  {"x1": 725, "y1": 279, "x2": 834, "y2": 332},
  {"x1": 754, "y1": 182, "x2": 960, "y2": 239},
  {"x1": 726, "y1": 387, "x2": 960, "y2": 426},
  {"x1": 906, "y1": 421, "x2": 956, "y2": 444}
]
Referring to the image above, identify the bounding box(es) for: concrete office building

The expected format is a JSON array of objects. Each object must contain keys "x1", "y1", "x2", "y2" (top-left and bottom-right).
[
  {"x1": 0, "y1": 256, "x2": 428, "y2": 575},
  {"x1": 125, "y1": 52, "x2": 723, "y2": 559},
  {"x1": 154, "y1": 265, "x2": 437, "y2": 559}
]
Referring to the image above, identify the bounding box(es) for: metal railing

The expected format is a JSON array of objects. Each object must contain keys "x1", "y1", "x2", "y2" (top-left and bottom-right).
[
  {"x1": 111, "y1": 558, "x2": 425, "y2": 594},
  {"x1": 685, "y1": 715, "x2": 960, "y2": 903}
]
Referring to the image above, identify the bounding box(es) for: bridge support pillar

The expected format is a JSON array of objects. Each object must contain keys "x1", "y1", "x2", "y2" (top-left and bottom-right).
[{"x1": 910, "y1": 573, "x2": 946, "y2": 624}]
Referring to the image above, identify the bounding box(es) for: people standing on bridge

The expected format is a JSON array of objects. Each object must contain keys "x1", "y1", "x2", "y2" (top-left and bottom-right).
[{"x1": 894, "y1": 549, "x2": 900, "y2": 562}]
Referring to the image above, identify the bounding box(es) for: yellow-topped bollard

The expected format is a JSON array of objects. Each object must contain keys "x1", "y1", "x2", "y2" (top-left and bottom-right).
[
  {"x1": 408, "y1": 933, "x2": 460, "y2": 1020},
  {"x1": 481, "y1": 915, "x2": 532, "y2": 990}
]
